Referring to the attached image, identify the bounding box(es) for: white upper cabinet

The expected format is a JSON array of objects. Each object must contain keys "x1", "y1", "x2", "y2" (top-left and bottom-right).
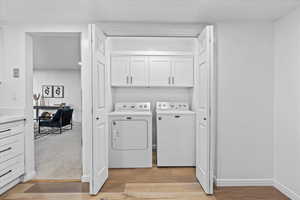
[
  {"x1": 111, "y1": 56, "x2": 130, "y2": 86},
  {"x1": 111, "y1": 56, "x2": 148, "y2": 87},
  {"x1": 149, "y1": 56, "x2": 172, "y2": 86},
  {"x1": 111, "y1": 55, "x2": 194, "y2": 87},
  {"x1": 130, "y1": 56, "x2": 148, "y2": 86},
  {"x1": 172, "y1": 57, "x2": 194, "y2": 87}
]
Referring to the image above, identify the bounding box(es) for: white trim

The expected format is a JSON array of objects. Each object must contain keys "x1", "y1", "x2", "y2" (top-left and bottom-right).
[
  {"x1": 22, "y1": 170, "x2": 36, "y2": 182},
  {"x1": 81, "y1": 175, "x2": 90, "y2": 183},
  {"x1": 111, "y1": 51, "x2": 195, "y2": 56},
  {"x1": 216, "y1": 179, "x2": 274, "y2": 187},
  {"x1": 274, "y1": 180, "x2": 300, "y2": 200},
  {"x1": 24, "y1": 27, "x2": 89, "y2": 183}
]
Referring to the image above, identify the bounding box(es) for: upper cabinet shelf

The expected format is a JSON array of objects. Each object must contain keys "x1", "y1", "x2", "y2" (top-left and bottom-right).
[{"x1": 110, "y1": 55, "x2": 194, "y2": 88}]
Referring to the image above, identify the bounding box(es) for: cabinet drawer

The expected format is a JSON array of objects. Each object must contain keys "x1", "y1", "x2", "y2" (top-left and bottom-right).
[
  {"x1": 0, "y1": 134, "x2": 24, "y2": 163},
  {"x1": 0, "y1": 155, "x2": 24, "y2": 188},
  {"x1": 0, "y1": 121, "x2": 24, "y2": 139}
]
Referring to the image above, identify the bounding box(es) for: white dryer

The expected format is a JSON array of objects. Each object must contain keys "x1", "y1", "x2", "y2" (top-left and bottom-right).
[
  {"x1": 156, "y1": 102, "x2": 195, "y2": 167},
  {"x1": 108, "y1": 102, "x2": 152, "y2": 168}
]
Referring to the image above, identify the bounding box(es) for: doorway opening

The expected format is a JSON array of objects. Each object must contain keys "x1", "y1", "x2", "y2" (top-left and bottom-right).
[
  {"x1": 28, "y1": 32, "x2": 83, "y2": 180},
  {"x1": 89, "y1": 24, "x2": 216, "y2": 195}
]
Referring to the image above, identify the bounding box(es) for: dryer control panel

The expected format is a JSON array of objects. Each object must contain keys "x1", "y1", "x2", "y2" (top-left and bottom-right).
[
  {"x1": 156, "y1": 102, "x2": 189, "y2": 111},
  {"x1": 115, "y1": 102, "x2": 151, "y2": 112}
]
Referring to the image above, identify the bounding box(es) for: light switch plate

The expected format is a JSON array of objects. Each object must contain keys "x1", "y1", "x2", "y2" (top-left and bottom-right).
[{"x1": 13, "y1": 68, "x2": 20, "y2": 78}]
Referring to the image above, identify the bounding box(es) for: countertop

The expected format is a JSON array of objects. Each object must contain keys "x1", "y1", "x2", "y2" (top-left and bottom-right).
[{"x1": 0, "y1": 115, "x2": 25, "y2": 124}]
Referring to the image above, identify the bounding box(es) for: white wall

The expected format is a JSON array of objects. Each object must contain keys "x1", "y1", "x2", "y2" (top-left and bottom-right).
[
  {"x1": 0, "y1": 24, "x2": 91, "y2": 182},
  {"x1": 109, "y1": 37, "x2": 197, "y2": 52},
  {"x1": 33, "y1": 69, "x2": 82, "y2": 122},
  {"x1": 215, "y1": 22, "x2": 274, "y2": 185},
  {"x1": 274, "y1": 7, "x2": 300, "y2": 200},
  {"x1": 33, "y1": 35, "x2": 81, "y2": 70}
]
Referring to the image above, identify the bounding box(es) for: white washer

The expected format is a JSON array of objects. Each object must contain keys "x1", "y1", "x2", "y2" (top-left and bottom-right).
[
  {"x1": 108, "y1": 102, "x2": 152, "y2": 168},
  {"x1": 156, "y1": 102, "x2": 195, "y2": 167}
]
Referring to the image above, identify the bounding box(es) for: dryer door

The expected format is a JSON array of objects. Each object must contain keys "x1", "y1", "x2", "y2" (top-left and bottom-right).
[{"x1": 112, "y1": 119, "x2": 148, "y2": 150}]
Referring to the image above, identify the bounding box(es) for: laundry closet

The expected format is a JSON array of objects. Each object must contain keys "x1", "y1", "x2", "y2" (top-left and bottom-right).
[
  {"x1": 94, "y1": 25, "x2": 216, "y2": 196},
  {"x1": 107, "y1": 37, "x2": 198, "y2": 168}
]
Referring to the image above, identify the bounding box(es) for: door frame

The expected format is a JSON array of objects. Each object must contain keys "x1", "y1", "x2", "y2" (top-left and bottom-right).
[{"x1": 24, "y1": 26, "x2": 92, "y2": 182}]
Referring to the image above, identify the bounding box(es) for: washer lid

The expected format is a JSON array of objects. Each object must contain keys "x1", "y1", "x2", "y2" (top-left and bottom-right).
[
  {"x1": 109, "y1": 111, "x2": 152, "y2": 116},
  {"x1": 156, "y1": 110, "x2": 195, "y2": 115},
  {"x1": 115, "y1": 102, "x2": 151, "y2": 112},
  {"x1": 156, "y1": 102, "x2": 190, "y2": 111}
]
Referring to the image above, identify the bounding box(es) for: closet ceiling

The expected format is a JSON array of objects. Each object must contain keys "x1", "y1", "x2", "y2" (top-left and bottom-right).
[{"x1": 1, "y1": 0, "x2": 300, "y2": 23}]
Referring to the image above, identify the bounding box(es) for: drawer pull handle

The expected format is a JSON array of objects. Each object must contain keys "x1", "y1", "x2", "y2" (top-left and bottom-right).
[
  {"x1": 0, "y1": 147, "x2": 12, "y2": 154},
  {"x1": 0, "y1": 170, "x2": 12, "y2": 178},
  {"x1": 126, "y1": 117, "x2": 132, "y2": 120},
  {"x1": 175, "y1": 115, "x2": 181, "y2": 118},
  {"x1": 0, "y1": 129, "x2": 11, "y2": 133}
]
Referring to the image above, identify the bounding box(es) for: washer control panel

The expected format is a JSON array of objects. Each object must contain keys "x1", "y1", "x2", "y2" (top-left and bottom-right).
[
  {"x1": 115, "y1": 102, "x2": 151, "y2": 112},
  {"x1": 156, "y1": 102, "x2": 189, "y2": 111}
]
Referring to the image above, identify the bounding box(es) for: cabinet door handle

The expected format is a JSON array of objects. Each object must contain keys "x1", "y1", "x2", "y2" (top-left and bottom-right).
[
  {"x1": 0, "y1": 170, "x2": 12, "y2": 178},
  {"x1": 172, "y1": 77, "x2": 175, "y2": 84},
  {"x1": 168, "y1": 77, "x2": 171, "y2": 85},
  {"x1": 130, "y1": 76, "x2": 133, "y2": 84},
  {"x1": 0, "y1": 147, "x2": 12, "y2": 154},
  {"x1": 0, "y1": 129, "x2": 11, "y2": 133}
]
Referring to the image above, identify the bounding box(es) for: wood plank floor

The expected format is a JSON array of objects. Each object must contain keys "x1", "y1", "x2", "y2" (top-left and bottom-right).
[{"x1": 0, "y1": 167, "x2": 289, "y2": 200}]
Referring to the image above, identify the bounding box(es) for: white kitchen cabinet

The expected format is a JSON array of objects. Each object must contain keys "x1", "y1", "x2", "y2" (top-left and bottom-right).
[
  {"x1": 111, "y1": 56, "x2": 148, "y2": 87},
  {"x1": 148, "y1": 56, "x2": 172, "y2": 86},
  {"x1": 111, "y1": 55, "x2": 194, "y2": 87},
  {"x1": 172, "y1": 57, "x2": 194, "y2": 87},
  {"x1": 111, "y1": 56, "x2": 130, "y2": 86},
  {"x1": 149, "y1": 56, "x2": 194, "y2": 87},
  {"x1": 0, "y1": 119, "x2": 25, "y2": 195},
  {"x1": 130, "y1": 56, "x2": 148, "y2": 86}
]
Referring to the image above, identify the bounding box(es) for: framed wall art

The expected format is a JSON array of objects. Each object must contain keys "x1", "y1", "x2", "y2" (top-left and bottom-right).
[
  {"x1": 42, "y1": 85, "x2": 53, "y2": 98},
  {"x1": 53, "y1": 85, "x2": 64, "y2": 98}
]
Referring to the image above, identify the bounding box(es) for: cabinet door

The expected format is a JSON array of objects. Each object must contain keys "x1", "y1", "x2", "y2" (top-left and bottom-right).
[
  {"x1": 130, "y1": 56, "x2": 148, "y2": 86},
  {"x1": 149, "y1": 56, "x2": 172, "y2": 86},
  {"x1": 111, "y1": 56, "x2": 130, "y2": 86},
  {"x1": 172, "y1": 56, "x2": 194, "y2": 87}
]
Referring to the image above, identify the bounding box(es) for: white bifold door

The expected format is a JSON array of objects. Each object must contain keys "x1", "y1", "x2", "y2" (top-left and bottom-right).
[
  {"x1": 89, "y1": 24, "x2": 109, "y2": 195},
  {"x1": 196, "y1": 25, "x2": 215, "y2": 195}
]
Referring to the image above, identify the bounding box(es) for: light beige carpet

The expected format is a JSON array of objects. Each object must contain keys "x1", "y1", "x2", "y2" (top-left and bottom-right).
[{"x1": 34, "y1": 123, "x2": 82, "y2": 180}]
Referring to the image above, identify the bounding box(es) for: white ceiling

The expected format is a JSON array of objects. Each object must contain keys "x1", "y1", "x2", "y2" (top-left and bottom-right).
[{"x1": 1, "y1": 0, "x2": 300, "y2": 23}]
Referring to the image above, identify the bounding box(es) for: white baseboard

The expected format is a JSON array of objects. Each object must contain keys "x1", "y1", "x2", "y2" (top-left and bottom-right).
[
  {"x1": 81, "y1": 175, "x2": 89, "y2": 182},
  {"x1": 22, "y1": 171, "x2": 36, "y2": 182},
  {"x1": 216, "y1": 179, "x2": 273, "y2": 187},
  {"x1": 274, "y1": 180, "x2": 300, "y2": 200}
]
